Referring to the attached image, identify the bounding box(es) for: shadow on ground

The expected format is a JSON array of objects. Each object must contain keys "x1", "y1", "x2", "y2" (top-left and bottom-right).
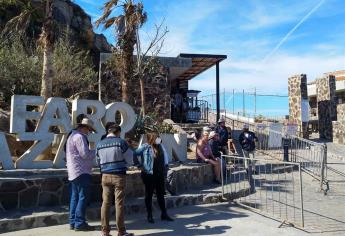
[{"x1": 107, "y1": 203, "x2": 247, "y2": 236}]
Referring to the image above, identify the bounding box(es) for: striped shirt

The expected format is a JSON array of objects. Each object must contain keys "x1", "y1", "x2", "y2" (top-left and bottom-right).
[{"x1": 66, "y1": 130, "x2": 95, "y2": 181}]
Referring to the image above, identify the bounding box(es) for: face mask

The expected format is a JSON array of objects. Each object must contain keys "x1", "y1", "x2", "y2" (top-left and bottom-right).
[{"x1": 155, "y1": 137, "x2": 162, "y2": 145}]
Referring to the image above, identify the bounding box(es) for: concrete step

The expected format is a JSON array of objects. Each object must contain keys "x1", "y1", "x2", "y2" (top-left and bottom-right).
[
  {"x1": 177, "y1": 123, "x2": 210, "y2": 129},
  {"x1": 0, "y1": 185, "x2": 248, "y2": 233}
]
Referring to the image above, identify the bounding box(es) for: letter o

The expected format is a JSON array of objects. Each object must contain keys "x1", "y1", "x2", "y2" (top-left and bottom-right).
[{"x1": 103, "y1": 102, "x2": 136, "y2": 138}]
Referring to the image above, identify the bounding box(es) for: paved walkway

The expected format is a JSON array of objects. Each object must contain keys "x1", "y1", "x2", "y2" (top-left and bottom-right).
[{"x1": 2, "y1": 203, "x2": 308, "y2": 236}]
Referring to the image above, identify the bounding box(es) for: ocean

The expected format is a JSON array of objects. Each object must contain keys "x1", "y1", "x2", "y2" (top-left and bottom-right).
[{"x1": 200, "y1": 91, "x2": 289, "y2": 119}]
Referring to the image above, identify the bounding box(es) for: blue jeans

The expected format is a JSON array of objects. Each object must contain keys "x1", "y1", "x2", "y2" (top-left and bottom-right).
[{"x1": 69, "y1": 174, "x2": 92, "y2": 228}]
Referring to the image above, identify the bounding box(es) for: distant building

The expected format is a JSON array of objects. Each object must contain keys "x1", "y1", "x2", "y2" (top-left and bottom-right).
[{"x1": 308, "y1": 70, "x2": 345, "y2": 121}]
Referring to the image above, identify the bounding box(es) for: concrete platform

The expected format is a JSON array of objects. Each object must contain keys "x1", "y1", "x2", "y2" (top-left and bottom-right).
[
  {"x1": 1, "y1": 203, "x2": 309, "y2": 236},
  {"x1": 0, "y1": 184, "x2": 249, "y2": 233}
]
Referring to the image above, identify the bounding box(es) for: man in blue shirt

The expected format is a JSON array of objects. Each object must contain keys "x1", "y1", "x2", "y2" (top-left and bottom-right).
[{"x1": 96, "y1": 124, "x2": 134, "y2": 236}]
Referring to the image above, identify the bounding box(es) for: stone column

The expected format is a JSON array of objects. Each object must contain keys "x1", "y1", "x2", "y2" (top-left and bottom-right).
[
  {"x1": 333, "y1": 104, "x2": 345, "y2": 144},
  {"x1": 316, "y1": 75, "x2": 337, "y2": 140},
  {"x1": 288, "y1": 74, "x2": 309, "y2": 138}
]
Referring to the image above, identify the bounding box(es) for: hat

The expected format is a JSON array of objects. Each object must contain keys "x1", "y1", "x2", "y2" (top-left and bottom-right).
[
  {"x1": 78, "y1": 118, "x2": 96, "y2": 132},
  {"x1": 203, "y1": 126, "x2": 211, "y2": 132},
  {"x1": 218, "y1": 118, "x2": 225, "y2": 123},
  {"x1": 209, "y1": 131, "x2": 218, "y2": 139},
  {"x1": 243, "y1": 123, "x2": 249, "y2": 129}
]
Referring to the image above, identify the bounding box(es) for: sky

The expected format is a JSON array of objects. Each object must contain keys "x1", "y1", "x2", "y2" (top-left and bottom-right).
[{"x1": 75, "y1": 0, "x2": 345, "y2": 113}]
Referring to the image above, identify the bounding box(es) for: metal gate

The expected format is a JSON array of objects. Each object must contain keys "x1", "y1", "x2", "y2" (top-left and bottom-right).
[
  {"x1": 254, "y1": 129, "x2": 328, "y2": 192},
  {"x1": 221, "y1": 155, "x2": 305, "y2": 228}
]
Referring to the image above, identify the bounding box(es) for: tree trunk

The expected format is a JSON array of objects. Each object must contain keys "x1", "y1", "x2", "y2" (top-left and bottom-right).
[
  {"x1": 121, "y1": 50, "x2": 133, "y2": 103},
  {"x1": 40, "y1": 0, "x2": 53, "y2": 101},
  {"x1": 139, "y1": 76, "x2": 146, "y2": 116},
  {"x1": 40, "y1": 42, "x2": 53, "y2": 100},
  {"x1": 121, "y1": 75, "x2": 129, "y2": 103}
]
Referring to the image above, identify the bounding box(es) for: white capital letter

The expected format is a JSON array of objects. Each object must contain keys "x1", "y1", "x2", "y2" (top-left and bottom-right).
[
  {"x1": 36, "y1": 97, "x2": 72, "y2": 134},
  {"x1": 104, "y1": 102, "x2": 136, "y2": 138},
  {"x1": 72, "y1": 99, "x2": 106, "y2": 143},
  {"x1": 0, "y1": 132, "x2": 15, "y2": 170}
]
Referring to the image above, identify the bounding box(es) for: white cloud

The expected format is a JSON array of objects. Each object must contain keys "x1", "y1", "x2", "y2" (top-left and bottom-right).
[
  {"x1": 154, "y1": 0, "x2": 226, "y2": 56},
  {"x1": 239, "y1": 0, "x2": 315, "y2": 30},
  {"x1": 189, "y1": 52, "x2": 345, "y2": 94}
]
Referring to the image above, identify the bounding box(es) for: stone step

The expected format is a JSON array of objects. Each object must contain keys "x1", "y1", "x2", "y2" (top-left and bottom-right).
[
  {"x1": 177, "y1": 123, "x2": 210, "y2": 129},
  {"x1": 0, "y1": 186, "x2": 248, "y2": 234}
]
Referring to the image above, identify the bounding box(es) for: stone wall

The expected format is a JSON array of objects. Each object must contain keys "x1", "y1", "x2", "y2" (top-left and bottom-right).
[
  {"x1": 333, "y1": 104, "x2": 345, "y2": 144},
  {"x1": 0, "y1": 164, "x2": 213, "y2": 212},
  {"x1": 288, "y1": 74, "x2": 309, "y2": 138},
  {"x1": 316, "y1": 75, "x2": 337, "y2": 140}
]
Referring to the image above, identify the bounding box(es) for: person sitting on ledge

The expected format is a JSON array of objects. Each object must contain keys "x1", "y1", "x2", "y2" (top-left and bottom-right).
[{"x1": 196, "y1": 131, "x2": 222, "y2": 183}]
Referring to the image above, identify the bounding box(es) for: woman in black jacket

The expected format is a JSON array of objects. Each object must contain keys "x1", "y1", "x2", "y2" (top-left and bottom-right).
[{"x1": 134, "y1": 132, "x2": 174, "y2": 223}]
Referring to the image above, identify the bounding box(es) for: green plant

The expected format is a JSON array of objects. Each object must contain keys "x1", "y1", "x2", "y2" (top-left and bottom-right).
[
  {"x1": 133, "y1": 114, "x2": 177, "y2": 139},
  {"x1": 0, "y1": 34, "x2": 41, "y2": 107},
  {"x1": 52, "y1": 30, "x2": 96, "y2": 98}
]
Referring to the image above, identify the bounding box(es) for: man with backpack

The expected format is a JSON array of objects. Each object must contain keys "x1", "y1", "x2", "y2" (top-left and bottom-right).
[
  {"x1": 215, "y1": 118, "x2": 230, "y2": 155},
  {"x1": 239, "y1": 124, "x2": 258, "y2": 193},
  {"x1": 239, "y1": 124, "x2": 258, "y2": 172}
]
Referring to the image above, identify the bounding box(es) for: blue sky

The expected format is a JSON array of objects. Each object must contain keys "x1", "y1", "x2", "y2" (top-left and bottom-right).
[{"x1": 75, "y1": 0, "x2": 345, "y2": 96}]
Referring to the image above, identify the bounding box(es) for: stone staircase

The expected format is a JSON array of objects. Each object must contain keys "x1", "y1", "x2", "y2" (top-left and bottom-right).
[{"x1": 177, "y1": 122, "x2": 211, "y2": 134}]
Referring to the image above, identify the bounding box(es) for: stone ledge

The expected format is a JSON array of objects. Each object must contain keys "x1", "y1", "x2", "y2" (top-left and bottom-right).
[
  {"x1": 0, "y1": 163, "x2": 214, "y2": 211},
  {"x1": 0, "y1": 187, "x2": 249, "y2": 233}
]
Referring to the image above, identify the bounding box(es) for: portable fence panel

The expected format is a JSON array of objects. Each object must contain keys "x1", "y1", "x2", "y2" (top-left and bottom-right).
[
  {"x1": 254, "y1": 128, "x2": 327, "y2": 191},
  {"x1": 222, "y1": 155, "x2": 304, "y2": 228}
]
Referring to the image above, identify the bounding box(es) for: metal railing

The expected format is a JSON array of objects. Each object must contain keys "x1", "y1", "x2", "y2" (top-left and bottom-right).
[
  {"x1": 221, "y1": 155, "x2": 305, "y2": 228},
  {"x1": 254, "y1": 128, "x2": 328, "y2": 193},
  {"x1": 197, "y1": 100, "x2": 209, "y2": 122}
]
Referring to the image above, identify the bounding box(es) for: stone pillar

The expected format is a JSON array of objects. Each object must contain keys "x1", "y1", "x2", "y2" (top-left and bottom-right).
[
  {"x1": 316, "y1": 75, "x2": 337, "y2": 140},
  {"x1": 288, "y1": 74, "x2": 309, "y2": 138},
  {"x1": 333, "y1": 104, "x2": 345, "y2": 144}
]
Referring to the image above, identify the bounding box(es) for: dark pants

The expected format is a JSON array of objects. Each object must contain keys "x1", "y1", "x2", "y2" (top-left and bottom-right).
[
  {"x1": 69, "y1": 174, "x2": 92, "y2": 228},
  {"x1": 141, "y1": 172, "x2": 167, "y2": 217}
]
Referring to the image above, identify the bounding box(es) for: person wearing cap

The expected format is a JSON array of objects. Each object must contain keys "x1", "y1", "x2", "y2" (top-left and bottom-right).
[
  {"x1": 96, "y1": 123, "x2": 134, "y2": 236},
  {"x1": 208, "y1": 131, "x2": 227, "y2": 179},
  {"x1": 216, "y1": 118, "x2": 230, "y2": 155},
  {"x1": 66, "y1": 117, "x2": 96, "y2": 231},
  {"x1": 208, "y1": 131, "x2": 221, "y2": 159},
  {"x1": 196, "y1": 131, "x2": 222, "y2": 183},
  {"x1": 239, "y1": 124, "x2": 258, "y2": 172},
  {"x1": 203, "y1": 126, "x2": 212, "y2": 132}
]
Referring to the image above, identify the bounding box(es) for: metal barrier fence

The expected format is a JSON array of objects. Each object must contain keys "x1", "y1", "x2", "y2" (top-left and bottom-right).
[
  {"x1": 221, "y1": 155, "x2": 304, "y2": 228},
  {"x1": 254, "y1": 128, "x2": 328, "y2": 193}
]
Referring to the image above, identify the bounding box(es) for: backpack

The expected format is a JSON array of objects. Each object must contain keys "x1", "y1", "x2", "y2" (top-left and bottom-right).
[{"x1": 242, "y1": 132, "x2": 256, "y2": 151}]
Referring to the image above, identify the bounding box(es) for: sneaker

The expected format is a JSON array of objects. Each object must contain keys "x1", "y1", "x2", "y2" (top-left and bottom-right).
[
  {"x1": 75, "y1": 224, "x2": 95, "y2": 231},
  {"x1": 161, "y1": 214, "x2": 174, "y2": 221},
  {"x1": 147, "y1": 215, "x2": 155, "y2": 224},
  {"x1": 70, "y1": 225, "x2": 74, "y2": 230},
  {"x1": 118, "y1": 233, "x2": 134, "y2": 236},
  {"x1": 101, "y1": 231, "x2": 112, "y2": 236},
  {"x1": 101, "y1": 231, "x2": 111, "y2": 236}
]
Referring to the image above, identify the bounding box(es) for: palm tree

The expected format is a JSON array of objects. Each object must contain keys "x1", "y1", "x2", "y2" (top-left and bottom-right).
[
  {"x1": 38, "y1": 0, "x2": 54, "y2": 101},
  {"x1": 96, "y1": 0, "x2": 147, "y2": 103},
  {"x1": 2, "y1": 0, "x2": 54, "y2": 101}
]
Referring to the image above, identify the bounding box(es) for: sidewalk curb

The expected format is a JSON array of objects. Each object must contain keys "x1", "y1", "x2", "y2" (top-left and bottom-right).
[{"x1": 0, "y1": 189, "x2": 248, "y2": 233}]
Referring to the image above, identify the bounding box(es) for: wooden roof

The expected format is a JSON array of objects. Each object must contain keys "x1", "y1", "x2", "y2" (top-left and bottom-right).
[{"x1": 175, "y1": 53, "x2": 227, "y2": 81}]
